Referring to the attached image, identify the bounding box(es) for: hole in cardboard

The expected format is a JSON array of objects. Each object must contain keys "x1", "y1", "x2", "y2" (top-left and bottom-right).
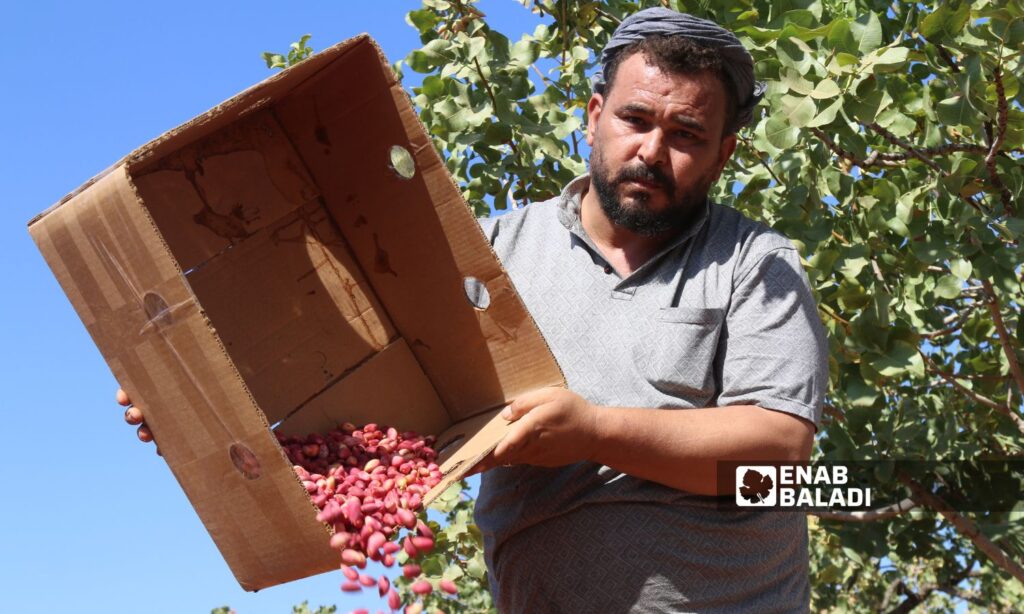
[
  {"x1": 389, "y1": 145, "x2": 416, "y2": 179},
  {"x1": 463, "y1": 277, "x2": 490, "y2": 310},
  {"x1": 229, "y1": 443, "x2": 262, "y2": 480},
  {"x1": 434, "y1": 433, "x2": 466, "y2": 459},
  {"x1": 143, "y1": 292, "x2": 172, "y2": 328}
]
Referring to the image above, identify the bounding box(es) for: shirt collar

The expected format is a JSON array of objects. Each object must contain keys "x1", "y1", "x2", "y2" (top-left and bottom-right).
[{"x1": 555, "y1": 173, "x2": 712, "y2": 261}]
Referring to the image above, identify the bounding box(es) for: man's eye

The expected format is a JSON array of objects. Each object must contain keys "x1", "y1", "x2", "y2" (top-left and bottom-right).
[{"x1": 674, "y1": 130, "x2": 695, "y2": 139}]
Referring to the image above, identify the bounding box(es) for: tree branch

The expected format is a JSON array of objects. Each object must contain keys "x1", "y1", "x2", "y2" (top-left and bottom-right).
[
  {"x1": 819, "y1": 303, "x2": 852, "y2": 334},
  {"x1": 935, "y1": 44, "x2": 961, "y2": 73},
  {"x1": 738, "y1": 135, "x2": 785, "y2": 186},
  {"x1": 811, "y1": 128, "x2": 905, "y2": 168},
  {"x1": 919, "y1": 351, "x2": 1024, "y2": 435},
  {"x1": 880, "y1": 577, "x2": 905, "y2": 611},
  {"x1": 922, "y1": 305, "x2": 976, "y2": 339},
  {"x1": 866, "y1": 123, "x2": 947, "y2": 175},
  {"x1": 882, "y1": 556, "x2": 980, "y2": 613},
  {"x1": 898, "y1": 472, "x2": 1024, "y2": 584},
  {"x1": 984, "y1": 67, "x2": 1015, "y2": 215},
  {"x1": 982, "y1": 279, "x2": 1024, "y2": 395},
  {"x1": 876, "y1": 142, "x2": 990, "y2": 159},
  {"x1": 822, "y1": 401, "x2": 846, "y2": 423},
  {"x1": 812, "y1": 497, "x2": 917, "y2": 522}
]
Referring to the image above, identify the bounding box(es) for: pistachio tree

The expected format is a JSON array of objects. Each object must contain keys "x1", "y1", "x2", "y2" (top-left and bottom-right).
[
  {"x1": 397, "y1": 0, "x2": 1023, "y2": 611},
  {"x1": 261, "y1": 0, "x2": 1024, "y2": 610}
]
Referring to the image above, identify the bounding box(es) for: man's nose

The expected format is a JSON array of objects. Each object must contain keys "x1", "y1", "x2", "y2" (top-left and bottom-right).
[{"x1": 636, "y1": 128, "x2": 668, "y2": 167}]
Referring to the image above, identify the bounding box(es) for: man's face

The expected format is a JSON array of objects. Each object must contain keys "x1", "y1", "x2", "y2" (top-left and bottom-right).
[{"x1": 586, "y1": 52, "x2": 737, "y2": 237}]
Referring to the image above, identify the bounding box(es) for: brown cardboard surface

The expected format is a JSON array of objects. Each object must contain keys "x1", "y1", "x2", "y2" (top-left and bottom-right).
[
  {"x1": 29, "y1": 166, "x2": 338, "y2": 590},
  {"x1": 28, "y1": 34, "x2": 565, "y2": 591},
  {"x1": 274, "y1": 38, "x2": 564, "y2": 421},
  {"x1": 182, "y1": 198, "x2": 396, "y2": 425},
  {"x1": 275, "y1": 338, "x2": 450, "y2": 439}
]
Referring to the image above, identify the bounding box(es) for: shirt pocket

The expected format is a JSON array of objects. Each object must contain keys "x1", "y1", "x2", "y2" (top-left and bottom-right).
[{"x1": 632, "y1": 307, "x2": 725, "y2": 405}]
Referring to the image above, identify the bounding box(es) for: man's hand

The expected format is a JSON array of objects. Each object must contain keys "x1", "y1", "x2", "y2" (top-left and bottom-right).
[
  {"x1": 472, "y1": 387, "x2": 600, "y2": 473},
  {"x1": 470, "y1": 388, "x2": 813, "y2": 495},
  {"x1": 115, "y1": 388, "x2": 157, "y2": 447}
]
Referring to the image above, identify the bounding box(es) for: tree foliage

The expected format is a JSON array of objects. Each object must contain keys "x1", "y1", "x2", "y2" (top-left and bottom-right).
[
  {"x1": 262, "y1": 0, "x2": 1024, "y2": 610},
  {"x1": 398, "y1": 1, "x2": 1024, "y2": 611}
]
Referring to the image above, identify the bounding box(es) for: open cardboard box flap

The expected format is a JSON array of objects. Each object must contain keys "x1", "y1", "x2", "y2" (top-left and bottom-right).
[{"x1": 28, "y1": 34, "x2": 564, "y2": 591}]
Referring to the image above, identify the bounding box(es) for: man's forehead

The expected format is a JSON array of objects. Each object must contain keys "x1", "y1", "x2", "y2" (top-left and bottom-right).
[{"x1": 606, "y1": 54, "x2": 726, "y2": 129}]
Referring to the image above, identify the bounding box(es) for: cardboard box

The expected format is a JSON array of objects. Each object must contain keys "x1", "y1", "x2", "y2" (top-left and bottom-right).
[{"x1": 28, "y1": 34, "x2": 564, "y2": 591}]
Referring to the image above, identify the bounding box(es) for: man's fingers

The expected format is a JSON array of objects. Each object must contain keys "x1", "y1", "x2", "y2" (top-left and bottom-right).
[
  {"x1": 137, "y1": 424, "x2": 154, "y2": 443},
  {"x1": 124, "y1": 405, "x2": 145, "y2": 425},
  {"x1": 492, "y1": 422, "x2": 529, "y2": 461},
  {"x1": 467, "y1": 457, "x2": 492, "y2": 476},
  {"x1": 115, "y1": 388, "x2": 131, "y2": 406},
  {"x1": 504, "y1": 386, "x2": 561, "y2": 421}
]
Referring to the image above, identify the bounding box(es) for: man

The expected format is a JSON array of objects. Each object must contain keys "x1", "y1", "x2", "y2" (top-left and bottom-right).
[
  {"x1": 464, "y1": 9, "x2": 828, "y2": 612},
  {"x1": 119, "y1": 8, "x2": 828, "y2": 612}
]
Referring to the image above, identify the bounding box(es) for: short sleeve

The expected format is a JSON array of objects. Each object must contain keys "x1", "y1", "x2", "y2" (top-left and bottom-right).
[{"x1": 715, "y1": 246, "x2": 829, "y2": 429}]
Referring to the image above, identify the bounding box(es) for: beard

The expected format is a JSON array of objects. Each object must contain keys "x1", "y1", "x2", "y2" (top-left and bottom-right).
[{"x1": 589, "y1": 142, "x2": 714, "y2": 237}]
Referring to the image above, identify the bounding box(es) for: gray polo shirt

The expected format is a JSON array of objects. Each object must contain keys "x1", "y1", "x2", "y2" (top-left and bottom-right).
[{"x1": 475, "y1": 174, "x2": 828, "y2": 613}]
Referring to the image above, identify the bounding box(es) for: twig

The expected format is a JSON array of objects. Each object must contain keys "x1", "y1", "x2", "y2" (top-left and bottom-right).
[
  {"x1": 876, "y1": 143, "x2": 989, "y2": 159},
  {"x1": 812, "y1": 128, "x2": 905, "y2": 168},
  {"x1": 739, "y1": 135, "x2": 785, "y2": 186},
  {"x1": 823, "y1": 402, "x2": 846, "y2": 423},
  {"x1": 530, "y1": 63, "x2": 554, "y2": 86},
  {"x1": 985, "y1": 67, "x2": 1015, "y2": 215},
  {"x1": 819, "y1": 303, "x2": 852, "y2": 333},
  {"x1": 935, "y1": 44, "x2": 961, "y2": 73},
  {"x1": 473, "y1": 57, "x2": 500, "y2": 115},
  {"x1": 591, "y1": 5, "x2": 621, "y2": 24},
  {"x1": 867, "y1": 123, "x2": 947, "y2": 175},
  {"x1": 884, "y1": 561, "x2": 978, "y2": 614},
  {"x1": 560, "y1": 0, "x2": 567, "y2": 69},
  {"x1": 472, "y1": 56, "x2": 518, "y2": 157},
  {"x1": 812, "y1": 497, "x2": 917, "y2": 522},
  {"x1": 880, "y1": 577, "x2": 903, "y2": 611},
  {"x1": 898, "y1": 472, "x2": 1024, "y2": 584},
  {"x1": 871, "y1": 258, "x2": 892, "y2": 294},
  {"x1": 922, "y1": 305, "x2": 976, "y2": 339},
  {"x1": 920, "y1": 350, "x2": 1024, "y2": 435},
  {"x1": 982, "y1": 279, "x2": 1024, "y2": 395}
]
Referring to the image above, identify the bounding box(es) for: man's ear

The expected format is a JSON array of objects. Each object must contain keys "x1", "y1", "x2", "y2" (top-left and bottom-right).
[
  {"x1": 586, "y1": 93, "x2": 604, "y2": 147},
  {"x1": 713, "y1": 133, "x2": 738, "y2": 181}
]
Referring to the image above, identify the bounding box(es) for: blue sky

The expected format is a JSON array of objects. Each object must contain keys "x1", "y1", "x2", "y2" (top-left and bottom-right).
[{"x1": 1, "y1": 2, "x2": 541, "y2": 612}]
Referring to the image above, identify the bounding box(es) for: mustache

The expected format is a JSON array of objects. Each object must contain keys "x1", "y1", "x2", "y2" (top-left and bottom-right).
[{"x1": 613, "y1": 164, "x2": 675, "y2": 193}]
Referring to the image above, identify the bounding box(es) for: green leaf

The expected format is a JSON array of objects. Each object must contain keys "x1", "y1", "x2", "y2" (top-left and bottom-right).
[
  {"x1": 949, "y1": 258, "x2": 973, "y2": 281},
  {"x1": 847, "y1": 85, "x2": 892, "y2": 124},
  {"x1": 934, "y1": 275, "x2": 962, "y2": 299},
  {"x1": 810, "y1": 79, "x2": 841, "y2": 100},
  {"x1": 406, "y1": 8, "x2": 441, "y2": 34},
  {"x1": 262, "y1": 52, "x2": 286, "y2": 70},
  {"x1": 777, "y1": 37, "x2": 815, "y2": 75},
  {"x1": 510, "y1": 39, "x2": 540, "y2": 67},
  {"x1": 873, "y1": 341, "x2": 924, "y2": 378},
  {"x1": 850, "y1": 12, "x2": 883, "y2": 54},
  {"x1": 465, "y1": 555, "x2": 487, "y2": 580},
  {"x1": 807, "y1": 98, "x2": 843, "y2": 127},
  {"x1": 827, "y1": 18, "x2": 857, "y2": 54},
  {"x1": 846, "y1": 375, "x2": 880, "y2": 408},
  {"x1": 780, "y1": 94, "x2": 818, "y2": 128},
  {"x1": 920, "y1": 1, "x2": 972, "y2": 40},
  {"x1": 866, "y1": 47, "x2": 910, "y2": 72},
  {"x1": 936, "y1": 95, "x2": 972, "y2": 127},
  {"x1": 765, "y1": 114, "x2": 800, "y2": 149}
]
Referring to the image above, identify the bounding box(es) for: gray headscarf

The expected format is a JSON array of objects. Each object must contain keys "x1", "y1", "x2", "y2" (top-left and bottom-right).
[{"x1": 592, "y1": 8, "x2": 766, "y2": 131}]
